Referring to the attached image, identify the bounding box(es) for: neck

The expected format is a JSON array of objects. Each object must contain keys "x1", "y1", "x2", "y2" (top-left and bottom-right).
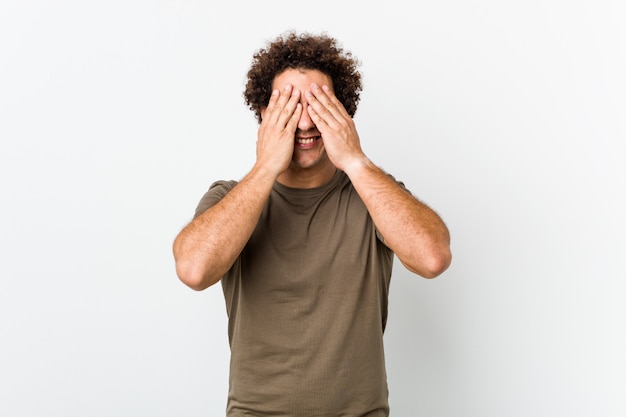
[{"x1": 276, "y1": 162, "x2": 337, "y2": 189}]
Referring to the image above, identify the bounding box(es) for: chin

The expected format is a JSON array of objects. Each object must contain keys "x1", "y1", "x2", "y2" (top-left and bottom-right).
[{"x1": 291, "y1": 155, "x2": 322, "y2": 169}]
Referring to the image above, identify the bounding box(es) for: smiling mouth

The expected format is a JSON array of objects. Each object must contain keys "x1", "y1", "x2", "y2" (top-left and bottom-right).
[{"x1": 296, "y1": 136, "x2": 321, "y2": 145}]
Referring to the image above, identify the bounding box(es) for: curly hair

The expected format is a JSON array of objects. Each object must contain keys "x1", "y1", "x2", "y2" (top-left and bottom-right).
[{"x1": 243, "y1": 31, "x2": 362, "y2": 124}]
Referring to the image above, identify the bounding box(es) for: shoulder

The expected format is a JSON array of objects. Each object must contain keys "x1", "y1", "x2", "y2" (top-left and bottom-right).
[
  {"x1": 193, "y1": 180, "x2": 238, "y2": 218},
  {"x1": 208, "y1": 179, "x2": 239, "y2": 195}
]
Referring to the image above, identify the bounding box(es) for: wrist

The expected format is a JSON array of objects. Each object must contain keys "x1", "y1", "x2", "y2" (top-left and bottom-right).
[
  {"x1": 341, "y1": 154, "x2": 374, "y2": 178},
  {"x1": 247, "y1": 162, "x2": 282, "y2": 186}
]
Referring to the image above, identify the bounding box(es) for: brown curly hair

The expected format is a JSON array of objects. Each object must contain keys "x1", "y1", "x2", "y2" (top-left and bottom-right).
[{"x1": 244, "y1": 31, "x2": 362, "y2": 124}]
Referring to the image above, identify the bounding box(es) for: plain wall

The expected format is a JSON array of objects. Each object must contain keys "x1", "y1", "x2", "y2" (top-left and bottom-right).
[{"x1": 1, "y1": 1, "x2": 624, "y2": 416}]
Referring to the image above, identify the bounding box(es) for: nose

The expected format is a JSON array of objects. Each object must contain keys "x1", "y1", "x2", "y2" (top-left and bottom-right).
[{"x1": 297, "y1": 98, "x2": 315, "y2": 131}]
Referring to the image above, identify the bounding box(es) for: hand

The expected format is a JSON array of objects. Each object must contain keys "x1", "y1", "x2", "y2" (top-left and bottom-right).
[
  {"x1": 305, "y1": 83, "x2": 365, "y2": 171},
  {"x1": 256, "y1": 84, "x2": 302, "y2": 176}
]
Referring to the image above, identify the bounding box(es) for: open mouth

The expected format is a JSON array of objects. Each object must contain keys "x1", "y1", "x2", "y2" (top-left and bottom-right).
[{"x1": 296, "y1": 136, "x2": 321, "y2": 146}]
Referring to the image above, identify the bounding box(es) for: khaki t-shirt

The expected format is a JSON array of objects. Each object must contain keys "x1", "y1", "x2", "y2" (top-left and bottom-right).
[{"x1": 195, "y1": 170, "x2": 396, "y2": 416}]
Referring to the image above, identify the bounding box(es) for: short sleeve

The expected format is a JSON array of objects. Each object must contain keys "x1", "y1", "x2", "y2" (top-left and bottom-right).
[{"x1": 193, "y1": 180, "x2": 239, "y2": 219}]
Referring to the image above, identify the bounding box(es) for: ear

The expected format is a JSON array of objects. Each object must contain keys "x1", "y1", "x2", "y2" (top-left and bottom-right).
[{"x1": 260, "y1": 107, "x2": 267, "y2": 121}]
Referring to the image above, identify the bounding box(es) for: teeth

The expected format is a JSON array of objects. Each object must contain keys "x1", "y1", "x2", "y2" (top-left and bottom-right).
[{"x1": 297, "y1": 137, "x2": 317, "y2": 144}]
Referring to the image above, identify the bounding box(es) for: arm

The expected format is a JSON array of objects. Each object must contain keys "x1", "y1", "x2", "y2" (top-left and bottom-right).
[
  {"x1": 343, "y1": 158, "x2": 451, "y2": 278},
  {"x1": 173, "y1": 85, "x2": 303, "y2": 290},
  {"x1": 305, "y1": 84, "x2": 451, "y2": 278},
  {"x1": 173, "y1": 167, "x2": 276, "y2": 290}
]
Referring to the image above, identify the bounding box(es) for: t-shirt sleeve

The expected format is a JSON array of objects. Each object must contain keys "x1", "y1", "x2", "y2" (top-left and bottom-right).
[
  {"x1": 386, "y1": 173, "x2": 410, "y2": 195},
  {"x1": 193, "y1": 180, "x2": 239, "y2": 219}
]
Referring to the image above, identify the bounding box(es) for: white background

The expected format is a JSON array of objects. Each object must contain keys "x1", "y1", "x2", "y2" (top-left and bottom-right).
[{"x1": 1, "y1": 1, "x2": 625, "y2": 416}]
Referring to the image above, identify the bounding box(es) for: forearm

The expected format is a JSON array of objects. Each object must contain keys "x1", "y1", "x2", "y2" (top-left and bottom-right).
[
  {"x1": 343, "y1": 157, "x2": 451, "y2": 278},
  {"x1": 173, "y1": 165, "x2": 277, "y2": 290}
]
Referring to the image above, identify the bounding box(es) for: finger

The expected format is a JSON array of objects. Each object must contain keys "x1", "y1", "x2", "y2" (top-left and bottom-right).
[
  {"x1": 276, "y1": 88, "x2": 301, "y2": 127},
  {"x1": 307, "y1": 84, "x2": 345, "y2": 129},
  {"x1": 264, "y1": 85, "x2": 292, "y2": 123},
  {"x1": 266, "y1": 85, "x2": 300, "y2": 128},
  {"x1": 320, "y1": 84, "x2": 351, "y2": 119},
  {"x1": 262, "y1": 88, "x2": 280, "y2": 121},
  {"x1": 305, "y1": 87, "x2": 338, "y2": 126},
  {"x1": 306, "y1": 104, "x2": 330, "y2": 132},
  {"x1": 285, "y1": 102, "x2": 303, "y2": 133}
]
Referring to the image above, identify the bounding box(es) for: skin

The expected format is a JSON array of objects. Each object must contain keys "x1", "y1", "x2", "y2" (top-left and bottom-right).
[
  {"x1": 173, "y1": 68, "x2": 452, "y2": 290},
  {"x1": 258, "y1": 69, "x2": 337, "y2": 188}
]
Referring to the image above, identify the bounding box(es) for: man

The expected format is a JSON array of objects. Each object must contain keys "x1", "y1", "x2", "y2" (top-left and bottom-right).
[{"x1": 173, "y1": 31, "x2": 451, "y2": 416}]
